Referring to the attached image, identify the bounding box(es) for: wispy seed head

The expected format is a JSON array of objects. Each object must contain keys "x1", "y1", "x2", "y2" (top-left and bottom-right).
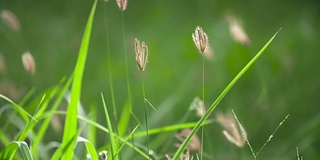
[
  {"x1": 216, "y1": 110, "x2": 246, "y2": 148},
  {"x1": 116, "y1": 0, "x2": 128, "y2": 12},
  {"x1": 1, "y1": 10, "x2": 21, "y2": 32},
  {"x1": 227, "y1": 15, "x2": 251, "y2": 46},
  {"x1": 21, "y1": 51, "x2": 36, "y2": 75},
  {"x1": 192, "y1": 26, "x2": 208, "y2": 53},
  {"x1": 189, "y1": 97, "x2": 206, "y2": 118},
  {"x1": 134, "y1": 38, "x2": 148, "y2": 71}
]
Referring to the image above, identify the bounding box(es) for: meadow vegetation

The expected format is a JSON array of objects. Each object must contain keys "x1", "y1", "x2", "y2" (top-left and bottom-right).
[{"x1": 1, "y1": 0, "x2": 319, "y2": 159}]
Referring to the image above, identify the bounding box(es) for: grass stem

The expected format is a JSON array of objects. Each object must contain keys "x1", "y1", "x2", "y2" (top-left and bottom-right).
[
  {"x1": 200, "y1": 55, "x2": 205, "y2": 160},
  {"x1": 104, "y1": 3, "x2": 118, "y2": 123},
  {"x1": 141, "y1": 72, "x2": 150, "y2": 159}
]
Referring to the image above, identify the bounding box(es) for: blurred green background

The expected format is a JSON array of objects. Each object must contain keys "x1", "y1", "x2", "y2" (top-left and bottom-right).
[{"x1": 1, "y1": 0, "x2": 320, "y2": 159}]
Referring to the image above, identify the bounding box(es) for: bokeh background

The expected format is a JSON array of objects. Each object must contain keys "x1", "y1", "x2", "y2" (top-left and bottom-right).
[{"x1": 0, "y1": 0, "x2": 319, "y2": 159}]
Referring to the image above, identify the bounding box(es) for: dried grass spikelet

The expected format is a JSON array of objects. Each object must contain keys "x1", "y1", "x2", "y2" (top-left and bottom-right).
[
  {"x1": 166, "y1": 150, "x2": 193, "y2": 160},
  {"x1": 227, "y1": 15, "x2": 251, "y2": 46},
  {"x1": 134, "y1": 38, "x2": 148, "y2": 71},
  {"x1": 1, "y1": 9, "x2": 21, "y2": 32},
  {"x1": 192, "y1": 26, "x2": 208, "y2": 53},
  {"x1": 21, "y1": 51, "x2": 36, "y2": 75},
  {"x1": 175, "y1": 129, "x2": 201, "y2": 152},
  {"x1": 216, "y1": 110, "x2": 246, "y2": 148},
  {"x1": 116, "y1": 0, "x2": 128, "y2": 12},
  {"x1": 189, "y1": 97, "x2": 206, "y2": 118}
]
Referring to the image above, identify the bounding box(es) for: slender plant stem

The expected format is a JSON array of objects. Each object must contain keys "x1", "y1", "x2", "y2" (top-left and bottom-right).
[
  {"x1": 121, "y1": 11, "x2": 132, "y2": 115},
  {"x1": 202, "y1": 56, "x2": 205, "y2": 107},
  {"x1": 200, "y1": 56, "x2": 205, "y2": 160},
  {"x1": 104, "y1": 3, "x2": 118, "y2": 122},
  {"x1": 104, "y1": 5, "x2": 122, "y2": 159},
  {"x1": 120, "y1": 10, "x2": 137, "y2": 158},
  {"x1": 141, "y1": 72, "x2": 150, "y2": 159}
]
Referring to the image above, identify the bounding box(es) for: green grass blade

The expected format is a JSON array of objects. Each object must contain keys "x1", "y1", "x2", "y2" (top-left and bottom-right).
[
  {"x1": 116, "y1": 124, "x2": 140, "y2": 156},
  {"x1": 172, "y1": 29, "x2": 281, "y2": 159},
  {"x1": 77, "y1": 115, "x2": 149, "y2": 159},
  {"x1": 118, "y1": 101, "x2": 131, "y2": 137},
  {"x1": 132, "y1": 120, "x2": 214, "y2": 138},
  {"x1": 38, "y1": 110, "x2": 150, "y2": 159},
  {"x1": 32, "y1": 76, "x2": 73, "y2": 158},
  {"x1": 0, "y1": 94, "x2": 36, "y2": 123},
  {"x1": 17, "y1": 94, "x2": 46, "y2": 141},
  {"x1": 101, "y1": 93, "x2": 119, "y2": 160},
  {"x1": 0, "y1": 141, "x2": 33, "y2": 160},
  {"x1": 76, "y1": 137, "x2": 99, "y2": 160},
  {"x1": 60, "y1": 0, "x2": 97, "y2": 159},
  {"x1": 87, "y1": 104, "x2": 97, "y2": 147},
  {"x1": 18, "y1": 88, "x2": 36, "y2": 107},
  {"x1": 52, "y1": 130, "x2": 79, "y2": 160},
  {"x1": 145, "y1": 98, "x2": 156, "y2": 111}
]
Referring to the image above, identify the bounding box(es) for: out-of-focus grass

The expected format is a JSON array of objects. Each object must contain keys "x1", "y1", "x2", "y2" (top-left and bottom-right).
[{"x1": 0, "y1": 0, "x2": 319, "y2": 159}]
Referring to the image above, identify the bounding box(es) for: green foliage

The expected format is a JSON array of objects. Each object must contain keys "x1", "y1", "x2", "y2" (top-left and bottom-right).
[
  {"x1": 1, "y1": 0, "x2": 319, "y2": 159},
  {"x1": 60, "y1": 0, "x2": 98, "y2": 159},
  {"x1": 0, "y1": 141, "x2": 33, "y2": 160},
  {"x1": 172, "y1": 29, "x2": 281, "y2": 160}
]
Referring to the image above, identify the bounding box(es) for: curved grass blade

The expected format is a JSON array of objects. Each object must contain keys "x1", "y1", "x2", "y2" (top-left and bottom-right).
[
  {"x1": 37, "y1": 110, "x2": 150, "y2": 159},
  {"x1": 17, "y1": 94, "x2": 46, "y2": 141},
  {"x1": 132, "y1": 119, "x2": 214, "y2": 138},
  {"x1": 32, "y1": 75, "x2": 73, "y2": 159},
  {"x1": 76, "y1": 137, "x2": 99, "y2": 160},
  {"x1": 172, "y1": 29, "x2": 281, "y2": 159},
  {"x1": 60, "y1": 0, "x2": 98, "y2": 159},
  {"x1": 0, "y1": 141, "x2": 33, "y2": 160},
  {"x1": 0, "y1": 94, "x2": 37, "y2": 123}
]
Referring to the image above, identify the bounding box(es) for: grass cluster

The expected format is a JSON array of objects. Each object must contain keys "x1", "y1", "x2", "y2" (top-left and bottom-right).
[{"x1": 0, "y1": 0, "x2": 294, "y2": 160}]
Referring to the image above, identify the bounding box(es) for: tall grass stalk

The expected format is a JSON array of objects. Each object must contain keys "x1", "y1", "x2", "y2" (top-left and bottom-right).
[
  {"x1": 103, "y1": 3, "x2": 118, "y2": 123},
  {"x1": 32, "y1": 76, "x2": 73, "y2": 159},
  {"x1": 101, "y1": 93, "x2": 119, "y2": 160},
  {"x1": 172, "y1": 29, "x2": 281, "y2": 159},
  {"x1": 200, "y1": 56, "x2": 205, "y2": 160},
  {"x1": 119, "y1": 7, "x2": 134, "y2": 120},
  {"x1": 141, "y1": 72, "x2": 150, "y2": 159},
  {"x1": 60, "y1": 0, "x2": 97, "y2": 159}
]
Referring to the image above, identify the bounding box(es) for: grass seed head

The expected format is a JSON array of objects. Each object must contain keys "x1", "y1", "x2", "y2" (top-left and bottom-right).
[
  {"x1": 192, "y1": 26, "x2": 208, "y2": 53},
  {"x1": 189, "y1": 97, "x2": 206, "y2": 117},
  {"x1": 134, "y1": 38, "x2": 148, "y2": 71},
  {"x1": 1, "y1": 9, "x2": 21, "y2": 32},
  {"x1": 21, "y1": 51, "x2": 36, "y2": 75},
  {"x1": 227, "y1": 15, "x2": 251, "y2": 46},
  {"x1": 216, "y1": 110, "x2": 246, "y2": 148},
  {"x1": 116, "y1": 0, "x2": 128, "y2": 12}
]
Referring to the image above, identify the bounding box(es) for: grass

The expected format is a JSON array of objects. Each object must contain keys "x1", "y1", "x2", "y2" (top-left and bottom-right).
[{"x1": 1, "y1": 1, "x2": 303, "y2": 160}]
